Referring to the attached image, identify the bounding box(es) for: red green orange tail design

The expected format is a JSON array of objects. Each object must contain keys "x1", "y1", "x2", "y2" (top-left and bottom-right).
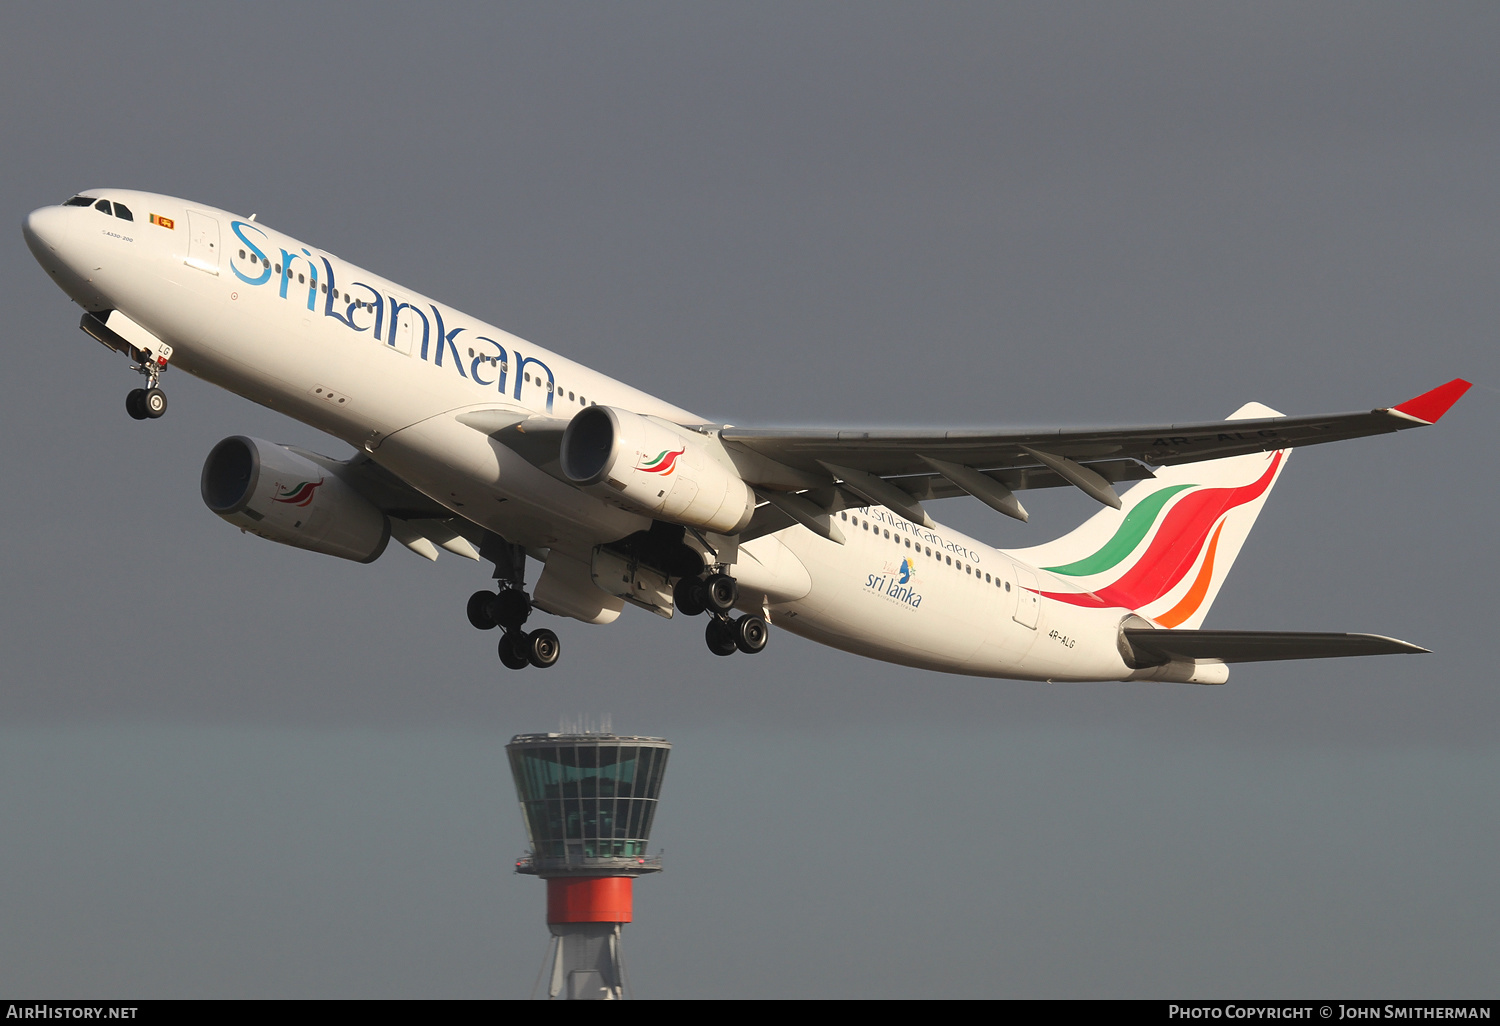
[{"x1": 1009, "y1": 405, "x2": 1292, "y2": 630}]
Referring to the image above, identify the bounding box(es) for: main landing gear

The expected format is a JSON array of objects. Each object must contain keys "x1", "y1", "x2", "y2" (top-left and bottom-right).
[
  {"x1": 468, "y1": 587, "x2": 560, "y2": 670},
  {"x1": 674, "y1": 571, "x2": 769, "y2": 658}
]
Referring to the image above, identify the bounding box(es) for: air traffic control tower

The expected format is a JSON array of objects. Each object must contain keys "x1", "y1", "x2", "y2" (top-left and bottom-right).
[{"x1": 507, "y1": 732, "x2": 671, "y2": 1000}]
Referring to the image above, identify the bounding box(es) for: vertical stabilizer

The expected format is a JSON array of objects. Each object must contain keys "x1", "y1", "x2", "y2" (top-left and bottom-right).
[{"x1": 1009, "y1": 402, "x2": 1290, "y2": 628}]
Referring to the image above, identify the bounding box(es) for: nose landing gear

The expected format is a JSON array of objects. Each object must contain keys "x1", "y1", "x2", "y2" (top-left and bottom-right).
[
  {"x1": 125, "y1": 344, "x2": 173, "y2": 420},
  {"x1": 126, "y1": 386, "x2": 167, "y2": 420}
]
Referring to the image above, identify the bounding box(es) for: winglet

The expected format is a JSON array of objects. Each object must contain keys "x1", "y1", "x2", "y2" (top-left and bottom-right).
[{"x1": 1391, "y1": 378, "x2": 1472, "y2": 424}]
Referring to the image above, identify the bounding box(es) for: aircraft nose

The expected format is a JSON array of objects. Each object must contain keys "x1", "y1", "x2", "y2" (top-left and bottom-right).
[{"x1": 22, "y1": 205, "x2": 66, "y2": 263}]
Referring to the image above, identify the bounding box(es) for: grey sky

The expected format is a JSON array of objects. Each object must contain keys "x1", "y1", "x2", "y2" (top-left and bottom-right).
[{"x1": 0, "y1": 2, "x2": 1496, "y2": 997}]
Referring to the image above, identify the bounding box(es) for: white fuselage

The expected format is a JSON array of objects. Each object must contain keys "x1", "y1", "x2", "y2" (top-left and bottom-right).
[{"x1": 25, "y1": 189, "x2": 1143, "y2": 681}]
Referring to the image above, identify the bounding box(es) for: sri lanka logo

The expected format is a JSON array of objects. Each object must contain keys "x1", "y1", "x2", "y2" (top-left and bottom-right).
[
  {"x1": 866, "y1": 558, "x2": 921, "y2": 608},
  {"x1": 637, "y1": 448, "x2": 685, "y2": 475},
  {"x1": 273, "y1": 479, "x2": 324, "y2": 507}
]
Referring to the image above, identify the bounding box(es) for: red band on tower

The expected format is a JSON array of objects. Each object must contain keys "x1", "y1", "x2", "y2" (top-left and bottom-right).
[{"x1": 547, "y1": 876, "x2": 634, "y2": 924}]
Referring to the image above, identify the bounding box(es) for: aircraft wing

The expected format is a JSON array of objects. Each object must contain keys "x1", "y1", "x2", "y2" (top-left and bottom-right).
[
  {"x1": 719, "y1": 379, "x2": 1470, "y2": 529},
  {"x1": 1122, "y1": 628, "x2": 1429, "y2": 664}
]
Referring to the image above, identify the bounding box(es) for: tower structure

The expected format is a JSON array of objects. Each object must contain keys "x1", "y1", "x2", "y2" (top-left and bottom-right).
[{"x1": 506, "y1": 732, "x2": 671, "y2": 1000}]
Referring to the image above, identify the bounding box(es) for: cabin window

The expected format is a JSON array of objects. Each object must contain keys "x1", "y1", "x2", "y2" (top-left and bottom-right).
[
  {"x1": 275, "y1": 264, "x2": 282, "y2": 274},
  {"x1": 906, "y1": 539, "x2": 911, "y2": 548},
  {"x1": 985, "y1": 573, "x2": 991, "y2": 582},
  {"x1": 524, "y1": 373, "x2": 531, "y2": 383},
  {"x1": 1005, "y1": 582, "x2": 1011, "y2": 591},
  {"x1": 966, "y1": 566, "x2": 972, "y2": 575},
  {"x1": 239, "y1": 250, "x2": 247, "y2": 259},
  {"x1": 580, "y1": 396, "x2": 586, "y2": 405},
  {"x1": 321, "y1": 283, "x2": 327, "y2": 293},
  {"x1": 65, "y1": 196, "x2": 96, "y2": 207},
  {"x1": 883, "y1": 529, "x2": 889, "y2": 539},
  {"x1": 840, "y1": 512, "x2": 847, "y2": 521},
  {"x1": 569, "y1": 391, "x2": 575, "y2": 400},
  {"x1": 113, "y1": 203, "x2": 133, "y2": 221},
  {"x1": 298, "y1": 273, "x2": 305, "y2": 284},
  {"x1": 94, "y1": 199, "x2": 112, "y2": 215},
  {"x1": 945, "y1": 556, "x2": 952, "y2": 565}
]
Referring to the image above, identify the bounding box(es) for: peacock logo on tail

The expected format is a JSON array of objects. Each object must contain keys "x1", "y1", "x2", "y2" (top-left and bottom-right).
[{"x1": 1037, "y1": 451, "x2": 1284, "y2": 625}]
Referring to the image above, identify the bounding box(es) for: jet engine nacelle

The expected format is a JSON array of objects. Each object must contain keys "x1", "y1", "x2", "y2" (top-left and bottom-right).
[
  {"x1": 201, "y1": 436, "x2": 390, "y2": 563},
  {"x1": 560, "y1": 407, "x2": 756, "y2": 535}
]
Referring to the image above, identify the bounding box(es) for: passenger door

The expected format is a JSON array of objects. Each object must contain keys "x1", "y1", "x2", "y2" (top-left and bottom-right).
[
  {"x1": 184, "y1": 210, "x2": 220, "y2": 274},
  {"x1": 1012, "y1": 565, "x2": 1040, "y2": 629}
]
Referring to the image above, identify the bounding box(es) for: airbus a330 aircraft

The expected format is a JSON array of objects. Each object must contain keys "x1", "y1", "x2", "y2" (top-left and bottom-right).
[{"x1": 23, "y1": 190, "x2": 1470, "y2": 681}]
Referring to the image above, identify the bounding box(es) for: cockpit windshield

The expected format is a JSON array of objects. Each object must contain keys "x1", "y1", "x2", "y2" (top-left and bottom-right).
[{"x1": 63, "y1": 195, "x2": 133, "y2": 220}]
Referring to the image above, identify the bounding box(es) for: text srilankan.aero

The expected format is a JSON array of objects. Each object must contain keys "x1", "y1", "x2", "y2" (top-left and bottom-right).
[{"x1": 22, "y1": 189, "x2": 1471, "y2": 680}]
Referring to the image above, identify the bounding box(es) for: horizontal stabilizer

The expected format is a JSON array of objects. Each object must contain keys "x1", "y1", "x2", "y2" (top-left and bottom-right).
[{"x1": 1123, "y1": 628, "x2": 1428, "y2": 665}]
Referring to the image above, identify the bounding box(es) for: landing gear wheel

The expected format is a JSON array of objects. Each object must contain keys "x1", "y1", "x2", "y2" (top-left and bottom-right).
[
  {"x1": 704, "y1": 573, "x2": 738, "y2": 615},
  {"x1": 674, "y1": 576, "x2": 707, "y2": 617},
  {"x1": 142, "y1": 387, "x2": 167, "y2": 418},
  {"x1": 527, "y1": 628, "x2": 560, "y2": 669},
  {"x1": 498, "y1": 630, "x2": 531, "y2": 669},
  {"x1": 467, "y1": 590, "x2": 498, "y2": 630},
  {"x1": 493, "y1": 589, "x2": 531, "y2": 630},
  {"x1": 705, "y1": 617, "x2": 738, "y2": 657},
  {"x1": 126, "y1": 389, "x2": 148, "y2": 420},
  {"x1": 734, "y1": 614, "x2": 769, "y2": 654}
]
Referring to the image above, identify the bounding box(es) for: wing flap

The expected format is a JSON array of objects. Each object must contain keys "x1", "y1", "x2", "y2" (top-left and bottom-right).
[{"x1": 1122, "y1": 628, "x2": 1429, "y2": 665}]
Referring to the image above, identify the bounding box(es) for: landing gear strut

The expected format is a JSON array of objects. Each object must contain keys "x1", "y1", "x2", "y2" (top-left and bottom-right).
[
  {"x1": 467, "y1": 538, "x2": 561, "y2": 671},
  {"x1": 125, "y1": 346, "x2": 171, "y2": 420},
  {"x1": 677, "y1": 569, "x2": 769, "y2": 657}
]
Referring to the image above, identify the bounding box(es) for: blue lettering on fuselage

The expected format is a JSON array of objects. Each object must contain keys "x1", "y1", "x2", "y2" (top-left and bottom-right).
[
  {"x1": 229, "y1": 222, "x2": 272, "y2": 286},
  {"x1": 228, "y1": 220, "x2": 558, "y2": 410},
  {"x1": 469, "y1": 335, "x2": 508, "y2": 390},
  {"x1": 428, "y1": 306, "x2": 467, "y2": 378},
  {"x1": 318, "y1": 257, "x2": 359, "y2": 329},
  {"x1": 865, "y1": 571, "x2": 923, "y2": 609}
]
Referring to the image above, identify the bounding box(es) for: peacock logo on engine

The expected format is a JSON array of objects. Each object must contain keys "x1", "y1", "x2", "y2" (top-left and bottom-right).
[
  {"x1": 636, "y1": 448, "x2": 685, "y2": 476},
  {"x1": 272, "y1": 479, "x2": 324, "y2": 507}
]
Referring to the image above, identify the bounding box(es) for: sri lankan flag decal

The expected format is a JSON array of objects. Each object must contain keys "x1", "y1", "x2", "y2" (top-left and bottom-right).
[{"x1": 149, "y1": 213, "x2": 175, "y2": 230}]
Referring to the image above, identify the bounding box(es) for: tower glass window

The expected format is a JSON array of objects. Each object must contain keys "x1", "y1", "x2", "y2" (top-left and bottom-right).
[{"x1": 507, "y1": 734, "x2": 671, "y2": 868}]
